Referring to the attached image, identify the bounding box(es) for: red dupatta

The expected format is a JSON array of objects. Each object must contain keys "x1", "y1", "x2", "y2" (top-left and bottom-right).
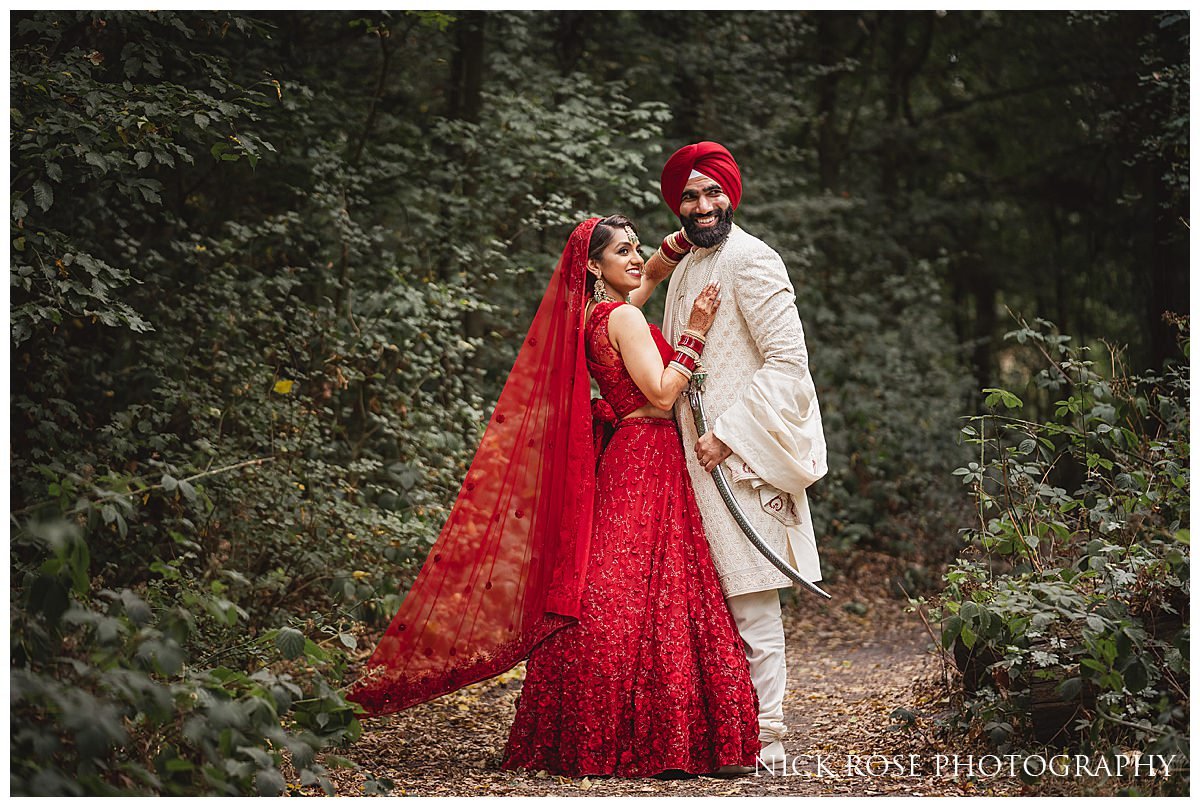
[{"x1": 348, "y1": 218, "x2": 601, "y2": 716}]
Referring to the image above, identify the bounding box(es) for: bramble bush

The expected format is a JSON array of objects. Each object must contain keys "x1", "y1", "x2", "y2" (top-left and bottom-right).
[
  {"x1": 11, "y1": 518, "x2": 365, "y2": 796},
  {"x1": 929, "y1": 316, "x2": 1188, "y2": 793}
]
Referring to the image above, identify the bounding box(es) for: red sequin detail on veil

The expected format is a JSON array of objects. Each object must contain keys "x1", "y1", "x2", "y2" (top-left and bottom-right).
[{"x1": 348, "y1": 220, "x2": 601, "y2": 715}]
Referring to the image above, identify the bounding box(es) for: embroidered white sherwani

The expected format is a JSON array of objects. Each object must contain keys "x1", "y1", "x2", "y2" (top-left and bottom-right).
[
  {"x1": 663, "y1": 223, "x2": 827, "y2": 744},
  {"x1": 663, "y1": 223, "x2": 825, "y2": 596}
]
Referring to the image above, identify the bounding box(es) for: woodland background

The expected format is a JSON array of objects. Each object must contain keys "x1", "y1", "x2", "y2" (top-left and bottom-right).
[{"x1": 9, "y1": 10, "x2": 1189, "y2": 796}]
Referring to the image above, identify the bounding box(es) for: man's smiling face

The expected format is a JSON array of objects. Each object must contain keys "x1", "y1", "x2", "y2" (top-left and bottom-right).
[{"x1": 679, "y1": 174, "x2": 734, "y2": 248}]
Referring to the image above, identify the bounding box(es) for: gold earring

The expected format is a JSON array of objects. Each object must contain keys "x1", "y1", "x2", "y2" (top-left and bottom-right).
[{"x1": 593, "y1": 274, "x2": 612, "y2": 303}]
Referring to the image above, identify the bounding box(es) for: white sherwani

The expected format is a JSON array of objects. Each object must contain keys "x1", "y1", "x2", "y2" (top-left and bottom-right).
[{"x1": 663, "y1": 224, "x2": 826, "y2": 598}]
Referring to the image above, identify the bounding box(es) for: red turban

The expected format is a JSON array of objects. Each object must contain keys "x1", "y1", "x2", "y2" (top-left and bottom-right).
[{"x1": 659, "y1": 141, "x2": 743, "y2": 214}]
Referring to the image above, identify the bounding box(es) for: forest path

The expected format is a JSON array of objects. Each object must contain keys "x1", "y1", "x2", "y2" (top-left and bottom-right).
[{"x1": 324, "y1": 551, "x2": 1024, "y2": 797}]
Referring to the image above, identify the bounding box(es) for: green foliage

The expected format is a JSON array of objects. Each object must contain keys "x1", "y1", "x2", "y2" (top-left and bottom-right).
[
  {"x1": 932, "y1": 317, "x2": 1188, "y2": 780},
  {"x1": 9, "y1": 8, "x2": 1190, "y2": 795},
  {"x1": 10, "y1": 11, "x2": 273, "y2": 347},
  {"x1": 10, "y1": 518, "x2": 358, "y2": 796}
]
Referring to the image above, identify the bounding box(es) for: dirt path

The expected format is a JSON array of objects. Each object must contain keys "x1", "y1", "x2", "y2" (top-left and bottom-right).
[{"x1": 323, "y1": 551, "x2": 1027, "y2": 797}]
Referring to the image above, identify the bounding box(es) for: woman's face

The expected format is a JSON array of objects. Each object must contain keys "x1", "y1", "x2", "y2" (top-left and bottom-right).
[{"x1": 589, "y1": 227, "x2": 645, "y2": 299}]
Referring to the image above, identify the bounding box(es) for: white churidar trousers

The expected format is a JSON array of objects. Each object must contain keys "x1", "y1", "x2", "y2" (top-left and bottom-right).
[{"x1": 725, "y1": 587, "x2": 787, "y2": 744}]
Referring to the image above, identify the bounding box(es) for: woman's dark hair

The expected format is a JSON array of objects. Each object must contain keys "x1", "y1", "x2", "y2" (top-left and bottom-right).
[{"x1": 586, "y1": 215, "x2": 638, "y2": 296}]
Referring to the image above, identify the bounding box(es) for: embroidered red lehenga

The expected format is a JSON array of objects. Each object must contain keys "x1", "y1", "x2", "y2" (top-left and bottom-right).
[{"x1": 349, "y1": 218, "x2": 759, "y2": 777}]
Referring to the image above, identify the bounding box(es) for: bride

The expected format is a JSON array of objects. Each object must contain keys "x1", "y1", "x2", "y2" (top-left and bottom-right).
[{"x1": 350, "y1": 216, "x2": 760, "y2": 777}]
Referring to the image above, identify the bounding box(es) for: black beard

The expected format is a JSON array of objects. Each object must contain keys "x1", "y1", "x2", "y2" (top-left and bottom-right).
[{"x1": 681, "y1": 206, "x2": 734, "y2": 248}]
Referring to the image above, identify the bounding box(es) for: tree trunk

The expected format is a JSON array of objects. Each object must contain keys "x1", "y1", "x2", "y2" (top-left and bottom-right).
[
  {"x1": 1146, "y1": 157, "x2": 1187, "y2": 369},
  {"x1": 814, "y1": 14, "x2": 844, "y2": 192},
  {"x1": 553, "y1": 11, "x2": 591, "y2": 74},
  {"x1": 448, "y1": 12, "x2": 485, "y2": 124}
]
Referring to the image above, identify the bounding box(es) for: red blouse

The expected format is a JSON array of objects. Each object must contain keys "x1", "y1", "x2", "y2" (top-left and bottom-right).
[{"x1": 585, "y1": 302, "x2": 674, "y2": 417}]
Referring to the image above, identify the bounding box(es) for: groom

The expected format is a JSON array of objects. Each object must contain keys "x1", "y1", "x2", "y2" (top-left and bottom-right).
[{"x1": 653, "y1": 141, "x2": 827, "y2": 771}]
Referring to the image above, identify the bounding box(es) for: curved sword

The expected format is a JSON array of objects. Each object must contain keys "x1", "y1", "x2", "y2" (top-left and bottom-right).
[{"x1": 687, "y1": 370, "x2": 831, "y2": 600}]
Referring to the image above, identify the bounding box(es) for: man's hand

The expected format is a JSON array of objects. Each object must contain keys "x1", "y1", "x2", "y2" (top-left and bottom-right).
[{"x1": 695, "y1": 432, "x2": 733, "y2": 473}]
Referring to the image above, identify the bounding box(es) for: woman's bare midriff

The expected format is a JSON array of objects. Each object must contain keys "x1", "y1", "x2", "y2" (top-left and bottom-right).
[{"x1": 623, "y1": 404, "x2": 674, "y2": 420}]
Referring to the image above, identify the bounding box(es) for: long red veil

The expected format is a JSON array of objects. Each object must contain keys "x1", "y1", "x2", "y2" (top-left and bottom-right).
[{"x1": 348, "y1": 218, "x2": 601, "y2": 716}]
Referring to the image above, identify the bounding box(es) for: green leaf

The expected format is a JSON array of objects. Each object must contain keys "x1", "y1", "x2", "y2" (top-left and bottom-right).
[
  {"x1": 940, "y1": 614, "x2": 962, "y2": 649},
  {"x1": 255, "y1": 768, "x2": 285, "y2": 797},
  {"x1": 982, "y1": 388, "x2": 1023, "y2": 410},
  {"x1": 275, "y1": 626, "x2": 305, "y2": 660},
  {"x1": 240, "y1": 746, "x2": 275, "y2": 768},
  {"x1": 177, "y1": 479, "x2": 198, "y2": 503},
  {"x1": 136, "y1": 637, "x2": 185, "y2": 675},
  {"x1": 150, "y1": 559, "x2": 181, "y2": 581},
  {"x1": 84, "y1": 151, "x2": 109, "y2": 173},
  {"x1": 303, "y1": 638, "x2": 330, "y2": 661},
  {"x1": 1125, "y1": 659, "x2": 1150, "y2": 692},
  {"x1": 287, "y1": 738, "x2": 316, "y2": 769},
  {"x1": 1057, "y1": 676, "x2": 1082, "y2": 701},
  {"x1": 32, "y1": 180, "x2": 53, "y2": 212},
  {"x1": 135, "y1": 151, "x2": 152, "y2": 169},
  {"x1": 138, "y1": 184, "x2": 162, "y2": 204}
]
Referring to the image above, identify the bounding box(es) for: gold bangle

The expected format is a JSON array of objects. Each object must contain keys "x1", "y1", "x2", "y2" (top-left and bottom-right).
[{"x1": 667, "y1": 360, "x2": 693, "y2": 380}]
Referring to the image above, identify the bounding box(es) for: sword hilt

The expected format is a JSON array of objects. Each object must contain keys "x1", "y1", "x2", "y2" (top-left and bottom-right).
[{"x1": 686, "y1": 363, "x2": 707, "y2": 414}]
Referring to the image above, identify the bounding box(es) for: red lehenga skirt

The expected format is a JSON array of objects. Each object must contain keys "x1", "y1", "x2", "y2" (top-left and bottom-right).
[{"x1": 502, "y1": 417, "x2": 760, "y2": 777}]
